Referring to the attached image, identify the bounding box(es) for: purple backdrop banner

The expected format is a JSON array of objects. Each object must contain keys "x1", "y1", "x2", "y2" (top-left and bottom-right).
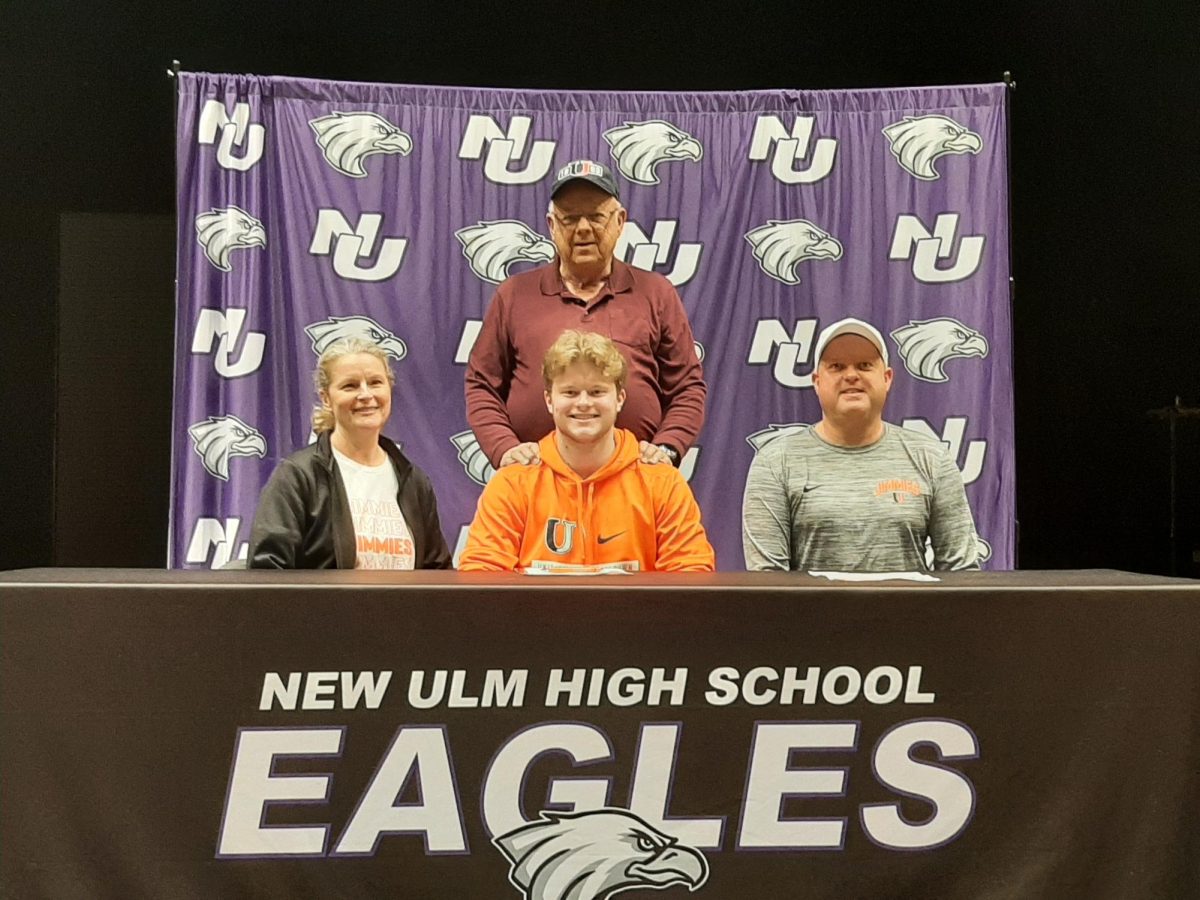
[{"x1": 170, "y1": 73, "x2": 1014, "y2": 570}]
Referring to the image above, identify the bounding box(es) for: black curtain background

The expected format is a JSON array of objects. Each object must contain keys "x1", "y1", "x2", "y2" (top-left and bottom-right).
[{"x1": 1, "y1": 1, "x2": 1196, "y2": 573}]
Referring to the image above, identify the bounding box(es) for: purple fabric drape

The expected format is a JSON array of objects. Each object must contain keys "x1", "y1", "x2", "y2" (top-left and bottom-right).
[{"x1": 171, "y1": 73, "x2": 1013, "y2": 569}]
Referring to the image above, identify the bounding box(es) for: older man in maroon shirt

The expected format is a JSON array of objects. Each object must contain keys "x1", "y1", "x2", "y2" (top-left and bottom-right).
[{"x1": 465, "y1": 159, "x2": 706, "y2": 469}]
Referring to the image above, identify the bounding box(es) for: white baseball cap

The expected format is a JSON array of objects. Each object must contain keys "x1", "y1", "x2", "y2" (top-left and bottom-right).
[{"x1": 813, "y1": 317, "x2": 889, "y2": 366}]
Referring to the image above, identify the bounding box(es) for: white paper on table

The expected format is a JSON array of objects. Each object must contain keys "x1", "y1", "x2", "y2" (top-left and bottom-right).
[
  {"x1": 807, "y1": 571, "x2": 940, "y2": 583},
  {"x1": 523, "y1": 563, "x2": 635, "y2": 576}
]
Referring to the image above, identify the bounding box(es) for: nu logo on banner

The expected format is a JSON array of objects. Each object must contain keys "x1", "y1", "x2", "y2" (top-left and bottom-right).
[
  {"x1": 310, "y1": 210, "x2": 408, "y2": 282},
  {"x1": 197, "y1": 100, "x2": 265, "y2": 171},
  {"x1": 748, "y1": 115, "x2": 838, "y2": 184},
  {"x1": 459, "y1": 115, "x2": 556, "y2": 185},
  {"x1": 186, "y1": 517, "x2": 247, "y2": 568},
  {"x1": 192, "y1": 308, "x2": 266, "y2": 378},
  {"x1": 747, "y1": 318, "x2": 819, "y2": 388},
  {"x1": 901, "y1": 417, "x2": 988, "y2": 484},
  {"x1": 890, "y1": 213, "x2": 984, "y2": 283},
  {"x1": 615, "y1": 219, "x2": 703, "y2": 287}
]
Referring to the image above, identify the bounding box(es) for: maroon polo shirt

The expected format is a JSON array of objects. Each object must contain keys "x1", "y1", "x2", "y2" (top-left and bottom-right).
[{"x1": 465, "y1": 259, "x2": 706, "y2": 467}]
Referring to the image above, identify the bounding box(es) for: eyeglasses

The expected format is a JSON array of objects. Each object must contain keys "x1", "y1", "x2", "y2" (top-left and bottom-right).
[{"x1": 550, "y1": 208, "x2": 619, "y2": 231}]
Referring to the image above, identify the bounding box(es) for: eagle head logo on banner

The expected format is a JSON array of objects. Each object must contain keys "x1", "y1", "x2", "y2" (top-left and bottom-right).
[
  {"x1": 194, "y1": 206, "x2": 266, "y2": 272},
  {"x1": 744, "y1": 219, "x2": 842, "y2": 285},
  {"x1": 450, "y1": 430, "x2": 496, "y2": 485},
  {"x1": 882, "y1": 115, "x2": 982, "y2": 181},
  {"x1": 455, "y1": 221, "x2": 556, "y2": 283},
  {"x1": 188, "y1": 415, "x2": 267, "y2": 480},
  {"x1": 304, "y1": 315, "x2": 408, "y2": 359},
  {"x1": 494, "y1": 809, "x2": 709, "y2": 900},
  {"x1": 309, "y1": 111, "x2": 413, "y2": 178},
  {"x1": 890, "y1": 318, "x2": 989, "y2": 383},
  {"x1": 603, "y1": 120, "x2": 703, "y2": 185}
]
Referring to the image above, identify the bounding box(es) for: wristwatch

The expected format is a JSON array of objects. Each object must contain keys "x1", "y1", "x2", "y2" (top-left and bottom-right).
[{"x1": 656, "y1": 444, "x2": 680, "y2": 464}]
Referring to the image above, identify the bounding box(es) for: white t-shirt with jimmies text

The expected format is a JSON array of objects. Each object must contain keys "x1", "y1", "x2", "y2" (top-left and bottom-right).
[{"x1": 332, "y1": 448, "x2": 415, "y2": 570}]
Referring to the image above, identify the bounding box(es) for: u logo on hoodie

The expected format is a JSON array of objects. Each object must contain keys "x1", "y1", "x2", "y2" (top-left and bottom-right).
[{"x1": 544, "y1": 518, "x2": 578, "y2": 555}]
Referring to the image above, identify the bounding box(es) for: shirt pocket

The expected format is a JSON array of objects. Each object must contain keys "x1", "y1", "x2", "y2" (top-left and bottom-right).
[{"x1": 603, "y1": 305, "x2": 654, "y2": 355}]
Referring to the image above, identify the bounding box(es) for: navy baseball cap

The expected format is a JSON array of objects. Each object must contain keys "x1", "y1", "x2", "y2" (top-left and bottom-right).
[{"x1": 550, "y1": 159, "x2": 620, "y2": 201}]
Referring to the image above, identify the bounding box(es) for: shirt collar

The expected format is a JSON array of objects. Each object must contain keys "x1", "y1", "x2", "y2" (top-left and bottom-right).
[{"x1": 540, "y1": 258, "x2": 634, "y2": 299}]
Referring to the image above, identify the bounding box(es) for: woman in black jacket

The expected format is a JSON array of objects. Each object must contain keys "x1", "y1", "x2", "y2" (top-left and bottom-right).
[{"x1": 248, "y1": 338, "x2": 451, "y2": 569}]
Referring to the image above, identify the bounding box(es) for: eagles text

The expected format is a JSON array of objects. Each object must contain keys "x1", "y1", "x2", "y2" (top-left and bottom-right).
[{"x1": 216, "y1": 718, "x2": 978, "y2": 857}]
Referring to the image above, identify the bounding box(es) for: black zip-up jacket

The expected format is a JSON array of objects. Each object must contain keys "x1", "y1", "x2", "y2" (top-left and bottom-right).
[{"x1": 248, "y1": 432, "x2": 452, "y2": 569}]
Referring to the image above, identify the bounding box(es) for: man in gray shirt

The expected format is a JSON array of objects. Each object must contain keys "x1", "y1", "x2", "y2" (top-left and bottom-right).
[{"x1": 742, "y1": 317, "x2": 980, "y2": 572}]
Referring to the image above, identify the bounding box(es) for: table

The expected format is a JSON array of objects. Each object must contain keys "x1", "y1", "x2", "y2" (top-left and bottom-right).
[{"x1": 3, "y1": 569, "x2": 1199, "y2": 898}]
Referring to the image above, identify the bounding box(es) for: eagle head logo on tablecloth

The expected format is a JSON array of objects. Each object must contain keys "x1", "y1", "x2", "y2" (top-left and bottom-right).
[
  {"x1": 455, "y1": 221, "x2": 556, "y2": 284},
  {"x1": 890, "y1": 317, "x2": 989, "y2": 383},
  {"x1": 603, "y1": 120, "x2": 703, "y2": 186},
  {"x1": 450, "y1": 430, "x2": 496, "y2": 486},
  {"x1": 494, "y1": 809, "x2": 709, "y2": 900},
  {"x1": 304, "y1": 315, "x2": 408, "y2": 359},
  {"x1": 882, "y1": 114, "x2": 982, "y2": 181},
  {"x1": 188, "y1": 414, "x2": 266, "y2": 480},
  {"x1": 746, "y1": 423, "x2": 809, "y2": 451},
  {"x1": 309, "y1": 111, "x2": 413, "y2": 177},
  {"x1": 744, "y1": 219, "x2": 842, "y2": 285},
  {"x1": 194, "y1": 206, "x2": 266, "y2": 272}
]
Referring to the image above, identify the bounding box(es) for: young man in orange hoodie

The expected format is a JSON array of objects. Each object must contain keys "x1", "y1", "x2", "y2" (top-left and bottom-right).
[{"x1": 459, "y1": 330, "x2": 715, "y2": 573}]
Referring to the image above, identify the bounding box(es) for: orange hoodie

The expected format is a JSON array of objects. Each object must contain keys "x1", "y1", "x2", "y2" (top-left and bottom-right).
[{"x1": 459, "y1": 429, "x2": 715, "y2": 572}]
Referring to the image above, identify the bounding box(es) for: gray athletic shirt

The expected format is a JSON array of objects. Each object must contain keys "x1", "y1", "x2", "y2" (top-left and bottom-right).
[{"x1": 742, "y1": 423, "x2": 980, "y2": 572}]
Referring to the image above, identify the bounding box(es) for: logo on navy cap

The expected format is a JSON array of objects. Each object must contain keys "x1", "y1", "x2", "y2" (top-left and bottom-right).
[{"x1": 556, "y1": 160, "x2": 609, "y2": 181}]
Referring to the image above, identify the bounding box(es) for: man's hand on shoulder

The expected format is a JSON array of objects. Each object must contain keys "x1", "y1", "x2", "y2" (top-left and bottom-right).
[
  {"x1": 639, "y1": 440, "x2": 677, "y2": 466},
  {"x1": 499, "y1": 442, "x2": 541, "y2": 467}
]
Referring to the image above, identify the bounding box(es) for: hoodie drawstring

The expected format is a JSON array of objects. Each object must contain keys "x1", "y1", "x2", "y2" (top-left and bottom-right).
[{"x1": 585, "y1": 482, "x2": 596, "y2": 561}]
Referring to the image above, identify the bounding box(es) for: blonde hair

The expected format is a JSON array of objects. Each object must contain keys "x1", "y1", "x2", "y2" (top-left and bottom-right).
[
  {"x1": 311, "y1": 338, "x2": 395, "y2": 434},
  {"x1": 541, "y1": 330, "x2": 628, "y2": 391}
]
